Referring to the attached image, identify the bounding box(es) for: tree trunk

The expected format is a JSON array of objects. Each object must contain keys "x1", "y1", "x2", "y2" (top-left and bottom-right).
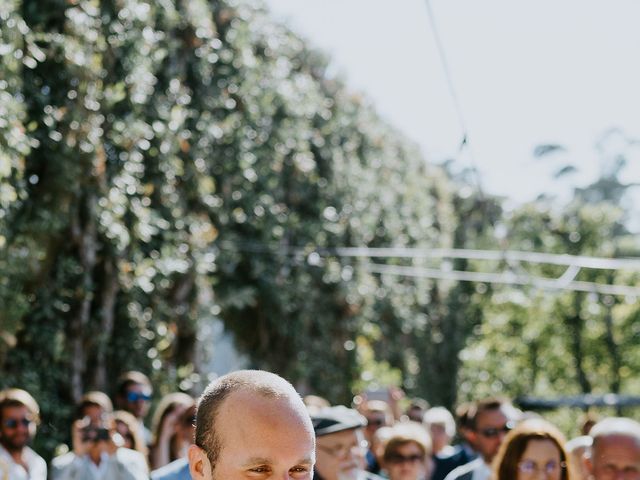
[
  {"x1": 94, "y1": 259, "x2": 119, "y2": 391},
  {"x1": 69, "y1": 194, "x2": 98, "y2": 402}
]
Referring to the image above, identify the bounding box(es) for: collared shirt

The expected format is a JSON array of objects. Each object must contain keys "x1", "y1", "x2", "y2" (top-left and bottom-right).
[
  {"x1": 470, "y1": 459, "x2": 492, "y2": 480},
  {"x1": 0, "y1": 444, "x2": 47, "y2": 480},
  {"x1": 86, "y1": 452, "x2": 110, "y2": 480}
]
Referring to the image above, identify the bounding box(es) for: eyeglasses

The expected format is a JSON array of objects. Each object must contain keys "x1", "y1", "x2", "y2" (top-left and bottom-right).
[
  {"x1": 3, "y1": 417, "x2": 32, "y2": 429},
  {"x1": 126, "y1": 391, "x2": 151, "y2": 403},
  {"x1": 517, "y1": 460, "x2": 565, "y2": 475},
  {"x1": 477, "y1": 423, "x2": 513, "y2": 438},
  {"x1": 317, "y1": 440, "x2": 368, "y2": 458},
  {"x1": 386, "y1": 453, "x2": 425, "y2": 465}
]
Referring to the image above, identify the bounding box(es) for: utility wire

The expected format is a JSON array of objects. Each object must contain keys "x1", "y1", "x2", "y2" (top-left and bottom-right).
[
  {"x1": 423, "y1": 0, "x2": 485, "y2": 196},
  {"x1": 219, "y1": 241, "x2": 640, "y2": 271},
  {"x1": 365, "y1": 263, "x2": 640, "y2": 298},
  {"x1": 216, "y1": 241, "x2": 640, "y2": 297}
]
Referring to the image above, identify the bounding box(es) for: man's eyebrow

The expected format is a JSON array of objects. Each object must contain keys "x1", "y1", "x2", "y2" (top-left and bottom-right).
[
  {"x1": 242, "y1": 457, "x2": 273, "y2": 467},
  {"x1": 241, "y1": 457, "x2": 315, "y2": 467}
]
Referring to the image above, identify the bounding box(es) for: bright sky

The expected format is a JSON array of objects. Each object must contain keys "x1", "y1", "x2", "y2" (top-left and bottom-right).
[{"x1": 264, "y1": 0, "x2": 640, "y2": 206}]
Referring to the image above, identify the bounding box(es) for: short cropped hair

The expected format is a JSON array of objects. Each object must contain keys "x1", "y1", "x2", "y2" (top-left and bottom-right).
[
  {"x1": 195, "y1": 370, "x2": 306, "y2": 468},
  {"x1": 493, "y1": 418, "x2": 569, "y2": 480},
  {"x1": 0, "y1": 388, "x2": 40, "y2": 424},
  {"x1": 467, "y1": 397, "x2": 513, "y2": 429}
]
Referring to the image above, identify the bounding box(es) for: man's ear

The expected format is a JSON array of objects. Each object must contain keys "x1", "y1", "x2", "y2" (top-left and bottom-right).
[{"x1": 189, "y1": 444, "x2": 213, "y2": 480}]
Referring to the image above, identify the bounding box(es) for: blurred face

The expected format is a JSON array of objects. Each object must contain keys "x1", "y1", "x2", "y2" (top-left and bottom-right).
[
  {"x1": 124, "y1": 383, "x2": 151, "y2": 419},
  {"x1": 365, "y1": 413, "x2": 388, "y2": 443},
  {"x1": 407, "y1": 407, "x2": 425, "y2": 423},
  {"x1": 115, "y1": 420, "x2": 135, "y2": 450},
  {"x1": 316, "y1": 429, "x2": 367, "y2": 480},
  {"x1": 188, "y1": 390, "x2": 315, "y2": 480},
  {"x1": 429, "y1": 424, "x2": 451, "y2": 454},
  {"x1": 176, "y1": 406, "x2": 196, "y2": 444},
  {"x1": 81, "y1": 404, "x2": 105, "y2": 425},
  {"x1": 0, "y1": 405, "x2": 33, "y2": 452},
  {"x1": 516, "y1": 439, "x2": 563, "y2": 480},
  {"x1": 385, "y1": 441, "x2": 428, "y2": 480},
  {"x1": 471, "y1": 408, "x2": 510, "y2": 463},
  {"x1": 587, "y1": 435, "x2": 640, "y2": 480},
  {"x1": 569, "y1": 446, "x2": 589, "y2": 480}
]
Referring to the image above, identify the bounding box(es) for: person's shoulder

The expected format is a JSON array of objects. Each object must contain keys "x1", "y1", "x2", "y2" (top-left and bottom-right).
[
  {"x1": 443, "y1": 457, "x2": 482, "y2": 480},
  {"x1": 51, "y1": 451, "x2": 78, "y2": 469},
  {"x1": 24, "y1": 446, "x2": 47, "y2": 472},
  {"x1": 363, "y1": 471, "x2": 386, "y2": 480},
  {"x1": 115, "y1": 447, "x2": 148, "y2": 466},
  {"x1": 151, "y1": 458, "x2": 191, "y2": 480}
]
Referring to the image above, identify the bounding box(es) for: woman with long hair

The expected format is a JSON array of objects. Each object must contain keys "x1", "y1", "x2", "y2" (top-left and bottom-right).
[
  {"x1": 149, "y1": 392, "x2": 195, "y2": 470},
  {"x1": 493, "y1": 418, "x2": 571, "y2": 480}
]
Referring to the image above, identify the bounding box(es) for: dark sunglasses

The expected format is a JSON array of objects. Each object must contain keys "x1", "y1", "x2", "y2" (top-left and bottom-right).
[
  {"x1": 386, "y1": 453, "x2": 424, "y2": 465},
  {"x1": 477, "y1": 423, "x2": 513, "y2": 438},
  {"x1": 3, "y1": 417, "x2": 32, "y2": 429},
  {"x1": 126, "y1": 391, "x2": 151, "y2": 403}
]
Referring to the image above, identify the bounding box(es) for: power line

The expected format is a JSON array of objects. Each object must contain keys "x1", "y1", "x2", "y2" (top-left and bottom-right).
[
  {"x1": 216, "y1": 241, "x2": 640, "y2": 296},
  {"x1": 220, "y1": 241, "x2": 640, "y2": 271},
  {"x1": 365, "y1": 263, "x2": 640, "y2": 298},
  {"x1": 423, "y1": 0, "x2": 484, "y2": 195}
]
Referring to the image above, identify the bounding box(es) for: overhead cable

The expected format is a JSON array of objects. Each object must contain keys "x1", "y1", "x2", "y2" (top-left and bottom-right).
[
  {"x1": 423, "y1": 0, "x2": 484, "y2": 195},
  {"x1": 364, "y1": 263, "x2": 640, "y2": 297}
]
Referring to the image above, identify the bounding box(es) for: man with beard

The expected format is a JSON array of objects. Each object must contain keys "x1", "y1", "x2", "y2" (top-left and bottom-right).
[
  {"x1": 312, "y1": 406, "x2": 384, "y2": 480},
  {"x1": 0, "y1": 388, "x2": 47, "y2": 480}
]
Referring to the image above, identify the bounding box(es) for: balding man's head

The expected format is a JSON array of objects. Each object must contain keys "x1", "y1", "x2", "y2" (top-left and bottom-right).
[
  {"x1": 586, "y1": 417, "x2": 640, "y2": 480},
  {"x1": 189, "y1": 370, "x2": 315, "y2": 480}
]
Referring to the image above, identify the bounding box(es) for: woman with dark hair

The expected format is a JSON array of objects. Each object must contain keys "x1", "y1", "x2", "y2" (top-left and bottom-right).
[
  {"x1": 493, "y1": 418, "x2": 571, "y2": 480},
  {"x1": 149, "y1": 393, "x2": 195, "y2": 470}
]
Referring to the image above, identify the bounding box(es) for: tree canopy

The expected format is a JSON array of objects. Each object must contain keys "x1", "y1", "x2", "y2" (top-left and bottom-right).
[{"x1": 1, "y1": 0, "x2": 638, "y2": 458}]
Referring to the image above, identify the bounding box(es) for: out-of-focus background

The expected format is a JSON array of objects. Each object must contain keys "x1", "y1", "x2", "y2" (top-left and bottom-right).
[{"x1": 0, "y1": 0, "x2": 638, "y2": 460}]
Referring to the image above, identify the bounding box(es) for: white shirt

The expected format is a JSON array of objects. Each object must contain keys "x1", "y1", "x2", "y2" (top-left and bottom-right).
[
  {"x1": 86, "y1": 452, "x2": 110, "y2": 480},
  {"x1": 0, "y1": 443, "x2": 47, "y2": 480},
  {"x1": 471, "y1": 460, "x2": 492, "y2": 480}
]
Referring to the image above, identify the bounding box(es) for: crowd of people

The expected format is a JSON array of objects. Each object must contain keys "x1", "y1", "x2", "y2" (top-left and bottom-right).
[{"x1": 1, "y1": 369, "x2": 640, "y2": 480}]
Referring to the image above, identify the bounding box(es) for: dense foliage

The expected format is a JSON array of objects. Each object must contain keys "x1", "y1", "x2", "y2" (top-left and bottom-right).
[{"x1": 1, "y1": 0, "x2": 638, "y2": 457}]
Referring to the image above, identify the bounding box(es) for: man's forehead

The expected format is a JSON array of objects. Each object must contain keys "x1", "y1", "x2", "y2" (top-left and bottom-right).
[
  {"x1": 594, "y1": 434, "x2": 640, "y2": 457},
  {"x1": 126, "y1": 383, "x2": 150, "y2": 393},
  {"x1": 475, "y1": 408, "x2": 508, "y2": 426},
  {"x1": 1, "y1": 404, "x2": 28, "y2": 416}
]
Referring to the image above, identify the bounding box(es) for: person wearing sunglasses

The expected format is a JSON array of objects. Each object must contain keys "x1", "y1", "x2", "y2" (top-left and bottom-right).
[
  {"x1": 444, "y1": 398, "x2": 517, "y2": 480},
  {"x1": 382, "y1": 422, "x2": 432, "y2": 480},
  {"x1": 311, "y1": 405, "x2": 385, "y2": 480},
  {"x1": 0, "y1": 388, "x2": 47, "y2": 480},
  {"x1": 115, "y1": 371, "x2": 154, "y2": 446},
  {"x1": 493, "y1": 418, "x2": 570, "y2": 480}
]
